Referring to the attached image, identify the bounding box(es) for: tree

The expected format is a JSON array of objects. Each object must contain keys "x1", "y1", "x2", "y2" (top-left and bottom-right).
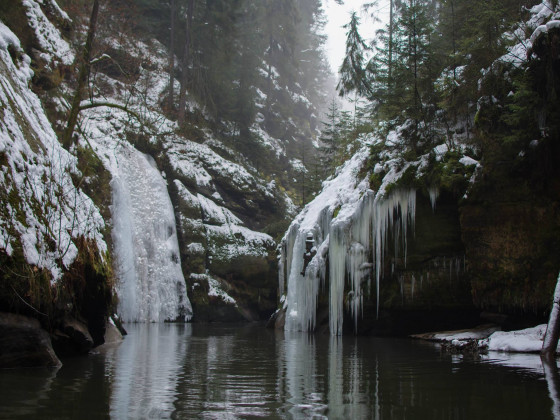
[
  {"x1": 337, "y1": 11, "x2": 371, "y2": 98},
  {"x1": 168, "y1": 0, "x2": 176, "y2": 111},
  {"x1": 62, "y1": 0, "x2": 100, "y2": 148},
  {"x1": 542, "y1": 272, "x2": 560, "y2": 360},
  {"x1": 319, "y1": 97, "x2": 343, "y2": 171},
  {"x1": 178, "y1": 0, "x2": 195, "y2": 125}
]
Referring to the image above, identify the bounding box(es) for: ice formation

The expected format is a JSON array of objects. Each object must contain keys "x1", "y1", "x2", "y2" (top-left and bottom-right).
[
  {"x1": 281, "y1": 144, "x2": 417, "y2": 335},
  {"x1": 111, "y1": 143, "x2": 192, "y2": 322}
]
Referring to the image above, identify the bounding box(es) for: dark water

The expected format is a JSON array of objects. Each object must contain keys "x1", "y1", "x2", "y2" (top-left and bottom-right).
[{"x1": 0, "y1": 323, "x2": 558, "y2": 419}]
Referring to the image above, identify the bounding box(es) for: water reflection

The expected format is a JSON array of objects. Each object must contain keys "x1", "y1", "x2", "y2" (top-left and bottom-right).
[
  {"x1": 0, "y1": 324, "x2": 557, "y2": 419},
  {"x1": 109, "y1": 323, "x2": 189, "y2": 418},
  {"x1": 543, "y1": 358, "x2": 560, "y2": 420}
]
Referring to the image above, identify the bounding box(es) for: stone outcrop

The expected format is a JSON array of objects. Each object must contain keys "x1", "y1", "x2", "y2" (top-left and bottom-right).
[
  {"x1": 358, "y1": 190, "x2": 478, "y2": 335},
  {"x1": 51, "y1": 318, "x2": 94, "y2": 357},
  {"x1": 167, "y1": 157, "x2": 279, "y2": 322},
  {"x1": 0, "y1": 312, "x2": 61, "y2": 368}
]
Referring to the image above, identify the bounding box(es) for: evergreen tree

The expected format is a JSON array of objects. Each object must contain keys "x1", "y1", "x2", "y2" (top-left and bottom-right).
[
  {"x1": 337, "y1": 11, "x2": 372, "y2": 98},
  {"x1": 319, "y1": 97, "x2": 343, "y2": 172}
]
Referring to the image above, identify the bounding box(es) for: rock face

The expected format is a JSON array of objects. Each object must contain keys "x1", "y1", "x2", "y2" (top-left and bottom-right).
[
  {"x1": 170, "y1": 175, "x2": 278, "y2": 322},
  {"x1": 359, "y1": 191, "x2": 478, "y2": 335},
  {"x1": 459, "y1": 24, "x2": 560, "y2": 321},
  {"x1": 158, "y1": 139, "x2": 280, "y2": 322},
  {"x1": 0, "y1": 312, "x2": 61, "y2": 368}
]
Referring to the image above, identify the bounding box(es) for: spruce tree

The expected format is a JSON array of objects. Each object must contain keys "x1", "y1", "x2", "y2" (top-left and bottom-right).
[{"x1": 337, "y1": 11, "x2": 372, "y2": 98}]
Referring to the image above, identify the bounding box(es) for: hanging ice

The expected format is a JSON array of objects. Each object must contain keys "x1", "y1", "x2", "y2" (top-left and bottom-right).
[
  {"x1": 428, "y1": 186, "x2": 439, "y2": 211},
  {"x1": 280, "y1": 145, "x2": 417, "y2": 335},
  {"x1": 111, "y1": 144, "x2": 192, "y2": 322}
]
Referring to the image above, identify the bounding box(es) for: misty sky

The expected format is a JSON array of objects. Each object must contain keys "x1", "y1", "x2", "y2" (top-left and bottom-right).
[{"x1": 324, "y1": 0, "x2": 389, "y2": 73}]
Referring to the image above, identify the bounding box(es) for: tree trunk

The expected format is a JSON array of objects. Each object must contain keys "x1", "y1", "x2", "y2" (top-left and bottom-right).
[
  {"x1": 178, "y1": 0, "x2": 195, "y2": 125},
  {"x1": 388, "y1": 0, "x2": 393, "y2": 86},
  {"x1": 62, "y1": 0, "x2": 100, "y2": 148},
  {"x1": 542, "y1": 271, "x2": 560, "y2": 360},
  {"x1": 168, "y1": 0, "x2": 176, "y2": 111}
]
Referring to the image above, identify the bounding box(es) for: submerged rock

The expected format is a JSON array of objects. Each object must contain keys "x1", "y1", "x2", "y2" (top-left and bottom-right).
[{"x1": 0, "y1": 312, "x2": 61, "y2": 368}]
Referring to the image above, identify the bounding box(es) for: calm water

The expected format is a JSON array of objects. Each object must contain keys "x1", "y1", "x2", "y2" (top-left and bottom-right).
[{"x1": 0, "y1": 323, "x2": 558, "y2": 419}]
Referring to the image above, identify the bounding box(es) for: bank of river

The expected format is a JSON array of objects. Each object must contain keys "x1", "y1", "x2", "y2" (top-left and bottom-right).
[{"x1": 0, "y1": 323, "x2": 557, "y2": 419}]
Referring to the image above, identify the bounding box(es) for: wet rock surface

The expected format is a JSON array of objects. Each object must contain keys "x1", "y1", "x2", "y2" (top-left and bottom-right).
[{"x1": 0, "y1": 312, "x2": 61, "y2": 368}]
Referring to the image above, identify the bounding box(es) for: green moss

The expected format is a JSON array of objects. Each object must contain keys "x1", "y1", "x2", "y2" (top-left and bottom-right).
[
  {"x1": 369, "y1": 172, "x2": 384, "y2": 192},
  {"x1": 333, "y1": 205, "x2": 341, "y2": 219},
  {"x1": 75, "y1": 145, "x2": 112, "y2": 240},
  {"x1": 0, "y1": 2, "x2": 38, "y2": 53}
]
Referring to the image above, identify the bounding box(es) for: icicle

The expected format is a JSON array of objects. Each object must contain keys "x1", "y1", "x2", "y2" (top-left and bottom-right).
[
  {"x1": 282, "y1": 181, "x2": 417, "y2": 334},
  {"x1": 284, "y1": 221, "x2": 330, "y2": 332},
  {"x1": 329, "y1": 223, "x2": 347, "y2": 336},
  {"x1": 428, "y1": 186, "x2": 439, "y2": 212},
  {"x1": 347, "y1": 242, "x2": 367, "y2": 332},
  {"x1": 278, "y1": 244, "x2": 285, "y2": 298},
  {"x1": 372, "y1": 189, "x2": 416, "y2": 318}
]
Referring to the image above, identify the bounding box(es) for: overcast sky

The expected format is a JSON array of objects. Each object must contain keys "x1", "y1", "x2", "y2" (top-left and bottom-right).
[{"x1": 324, "y1": 0, "x2": 389, "y2": 74}]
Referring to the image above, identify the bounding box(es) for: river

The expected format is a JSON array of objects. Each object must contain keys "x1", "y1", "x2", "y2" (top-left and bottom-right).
[{"x1": 0, "y1": 323, "x2": 557, "y2": 419}]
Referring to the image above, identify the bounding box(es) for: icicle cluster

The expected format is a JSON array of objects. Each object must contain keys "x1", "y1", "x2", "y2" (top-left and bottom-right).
[{"x1": 280, "y1": 147, "x2": 418, "y2": 335}]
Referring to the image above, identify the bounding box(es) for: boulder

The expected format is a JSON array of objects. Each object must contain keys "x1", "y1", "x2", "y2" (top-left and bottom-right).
[
  {"x1": 51, "y1": 318, "x2": 94, "y2": 357},
  {"x1": 0, "y1": 312, "x2": 61, "y2": 368},
  {"x1": 103, "y1": 320, "x2": 123, "y2": 345}
]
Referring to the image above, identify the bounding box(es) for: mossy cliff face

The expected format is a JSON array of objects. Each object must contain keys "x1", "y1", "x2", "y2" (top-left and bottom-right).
[
  {"x1": 356, "y1": 190, "x2": 477, "y2": 335},
  {"x1": 0, "y1": 7, "x2": 115, "y2": 364},
  {"x1": 459, "y1": 26, "x2": 560, "y2": 321},
  {"x1": 459, "y1": 142, "x2": 560, "y2": 319},
  {"x1": 170, "y1": 175, "x2": 278, "y2": 322}
]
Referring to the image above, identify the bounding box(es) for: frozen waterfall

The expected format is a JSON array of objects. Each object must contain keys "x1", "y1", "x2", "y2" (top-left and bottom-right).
[
  {"x1": 280, "y1": 146, "x2": 417, "y2": 335},
  {"x1": 111, "y1": 144, "x2": 192, "y2": 322}
]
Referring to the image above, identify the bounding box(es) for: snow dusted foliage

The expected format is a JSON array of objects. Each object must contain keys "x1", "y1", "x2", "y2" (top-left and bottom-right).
[
  {"x1": 498, "y1": 1, "x2": 560, "y2": 68},
  {"x1": 281, "y1": 138, "x2": 417, "y2": 335},
  {"x1": 110, "y1": 143, "x2": 192, "y2": 322},
  {"x1": 0, "y1": 21, "x2": 106, "y2": 282}
]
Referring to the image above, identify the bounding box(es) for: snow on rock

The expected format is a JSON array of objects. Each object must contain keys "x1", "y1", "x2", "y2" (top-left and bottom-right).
[
  {"x1": 459, "y1": 156, "x2": 479, "y2": 167},
  {"x1": 0, "y1": 22, "x2": 105, "y2": 282},
  {"x1": 21, "y1": 0, "x2": 73, "y2": 65},
  {"x1": 167, "y1": 137, "x2": 257, "y2": 193},
  {"x1": 206, "y1": 223, "x2": 274, "y2": 262},
  {"x1": 498, "y1": 1, "x2": 560, "y2": 67},
  {"x1": 191, "y1": 273, "x2": 236, "y2": 305},
  {"x1": 480, "y1": 324, "x2": 552, "y2": 353},
  {"x1": 197, "y1": 193, "x2": 242, "y2": 226},
  {"x1": 173, "y1": 178, "x2": 274, "y2": 264},
  {"x1": 412, "y1": 325, "x2": 501, "y2": 343}
]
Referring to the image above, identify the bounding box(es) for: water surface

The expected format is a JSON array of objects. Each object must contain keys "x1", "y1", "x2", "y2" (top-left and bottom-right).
[{"x1": 0, "y1": 323, "x2": 557, "y2": 419}]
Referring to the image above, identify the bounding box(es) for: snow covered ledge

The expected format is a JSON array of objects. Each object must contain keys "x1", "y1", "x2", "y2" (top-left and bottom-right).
[{"x1": 414, "y1": 324, "x2": 559, "y2": 355}]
